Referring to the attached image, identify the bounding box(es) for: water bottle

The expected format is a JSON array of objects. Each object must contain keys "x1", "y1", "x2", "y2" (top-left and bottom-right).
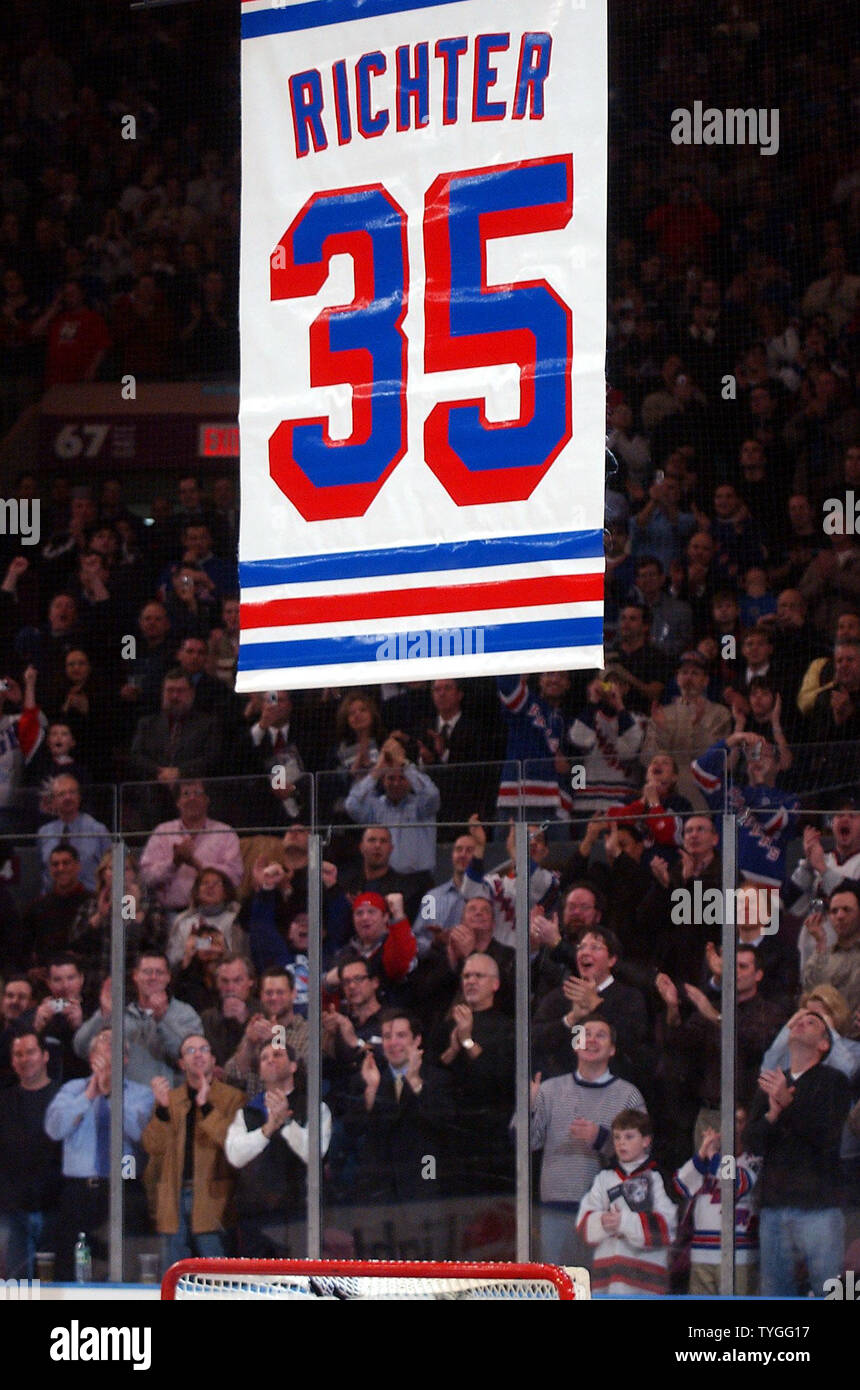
[
  {"x1": 292, "y1": 953, "x2": 309, "y2": 1015},
  {"x1": 74, "y1": 1232, "x2": 92, "y2": 1284}
]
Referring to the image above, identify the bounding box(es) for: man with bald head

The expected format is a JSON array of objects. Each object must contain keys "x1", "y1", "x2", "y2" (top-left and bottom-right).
[
  {"x1": 46, "y1": 1028, "x2": 152, "y2": 1279},
  {"x1": 341, "y1": 824, "x2": 428, "y2": 920},
  {"x1": 410, "y1": 892, "x2": 509, "y2": 1027},
  {"x1": 36, "y1": 774, "x2": 110, "y2": 891},
  {"x1": 438, "y1": 896, "x2": 515, "y2": 1016},
  {"x1": 431, "y1": 951, "x2": 515, "y2": 1203}
]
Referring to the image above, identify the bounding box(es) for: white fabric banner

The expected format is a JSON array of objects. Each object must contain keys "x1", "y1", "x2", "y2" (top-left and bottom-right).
[{"x1": 238, "y1": 0, "x2": 606, "y2": 690}]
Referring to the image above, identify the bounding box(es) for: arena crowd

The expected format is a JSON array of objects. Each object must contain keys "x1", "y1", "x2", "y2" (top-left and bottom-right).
[{"x1": 0, "y1": 0, "x2": 858, "y2": 1295}]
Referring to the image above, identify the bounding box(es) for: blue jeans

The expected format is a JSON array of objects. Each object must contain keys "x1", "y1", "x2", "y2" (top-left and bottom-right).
[
  {"x1": 161, "y1": 1187, "x2": 228, "y2": 1275},
  {"x1": 538, "y1": 1202, "x2": 587, "y2": 1268},
  {"x1": 0, "y1": 1210, "x2": 47, "y2": 1279},
  {"x1": 759, "y1": 1207, "x2": 845, "y2": 1297}
]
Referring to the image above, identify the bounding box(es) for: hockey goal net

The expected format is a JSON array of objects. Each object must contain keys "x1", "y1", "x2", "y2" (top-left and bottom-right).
[{"x1": 161, "y1": 1258, "x2": 587, "y2": 1300}]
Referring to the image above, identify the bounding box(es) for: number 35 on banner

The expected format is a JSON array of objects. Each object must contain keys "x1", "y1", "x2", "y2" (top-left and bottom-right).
[{"x1": 269, "y1": 154, "x2": 572, "y2": 522}]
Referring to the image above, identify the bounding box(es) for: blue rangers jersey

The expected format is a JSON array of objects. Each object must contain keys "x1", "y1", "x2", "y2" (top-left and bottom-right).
[
  {"x1": 691, "y1": 740, "x2": 799, "y2": 888},
  {"x1": 496, "y1": 675, "x2": 572, "y2": 819}
]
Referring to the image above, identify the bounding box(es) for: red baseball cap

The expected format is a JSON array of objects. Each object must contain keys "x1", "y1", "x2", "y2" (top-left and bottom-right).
[{"x1": 352, "y1": 891, "x2": 388, "y2": 914}]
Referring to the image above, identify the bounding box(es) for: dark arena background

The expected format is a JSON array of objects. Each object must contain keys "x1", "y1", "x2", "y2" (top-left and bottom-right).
[{"x1": 0, "y1": 0, "x2": 859, "y2": 1339}]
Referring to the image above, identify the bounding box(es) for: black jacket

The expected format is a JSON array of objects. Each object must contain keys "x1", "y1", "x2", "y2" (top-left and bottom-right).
[
  {"x1": 427, "y1": 1008, "x2": 516, "y2": 1194},
  {"x1": 344, "y1": 1063, "x2": 453, "y2": 1202},
  {"x1": 0, "y1": 1081, "x2": 62, "y2": 1211},
  {"x1": 533, "y1": 976, "x2": 653, "y2": 1098},
  {"x1": 416, "y1": 713, "x2": 506, "y2": 827},
  {"x1": 745, "y1": 1060, "x2": 851, "y2": 1209},
  {"x1": 129, "y1": 709, "x2": 221, "y2": 780}
]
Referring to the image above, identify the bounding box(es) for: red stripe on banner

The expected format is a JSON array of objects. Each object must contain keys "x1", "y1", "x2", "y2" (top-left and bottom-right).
[
  {"x1": 497, "y1": 784, "x2": 564, "y2": 800},
  {"x1": 242, "y1": 573, "x2": 602, "y2": 629}
]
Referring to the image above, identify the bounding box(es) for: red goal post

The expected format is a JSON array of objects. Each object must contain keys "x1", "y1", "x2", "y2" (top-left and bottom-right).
[{"x1": 161, "y1": 1258, "x2": 586, "y2": 1301}]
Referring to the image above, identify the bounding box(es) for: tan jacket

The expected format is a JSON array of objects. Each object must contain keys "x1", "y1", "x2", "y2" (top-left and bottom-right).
[
  {"x1": 640, "y1": 698, "x2": 732, "y2": 808},
  {"x1": 142, "y1": 1078, "x2": 244, "y2": 1234},
  {"x1": 796, "y1": 656, "x2": 830, "y2": 716},
  {"x1": 802, "y1": 940, "x2": 860, "y2": 1024}
]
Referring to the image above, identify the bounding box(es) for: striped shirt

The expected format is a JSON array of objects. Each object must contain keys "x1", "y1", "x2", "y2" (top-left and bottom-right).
[{"x1": 530, "y1": 1071, "x2": 645, "y2": 1203}]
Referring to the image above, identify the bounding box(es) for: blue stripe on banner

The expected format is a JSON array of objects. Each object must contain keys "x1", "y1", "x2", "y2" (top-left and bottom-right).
[
  {"x1": 242, "y1": 0, "x2": 472, "y2": 42},
  {"x1": 240, "y1": 529, "x2": 604, "y2": 589},
  {"x1": 238, "y1": 615, "x2": 603, "y2": 671}
]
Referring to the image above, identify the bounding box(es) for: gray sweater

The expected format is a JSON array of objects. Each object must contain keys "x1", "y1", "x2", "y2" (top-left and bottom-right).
[
  {"x1": 73, "y1": 999, "x2": 203, "y2": 1086},
  {"x1": 531, "y1": 1071, "x2": 645, "y2": 1203}
]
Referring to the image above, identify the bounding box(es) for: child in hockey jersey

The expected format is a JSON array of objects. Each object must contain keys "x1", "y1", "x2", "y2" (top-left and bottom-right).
[
  {"x1": 691, "y1": 732, "x2": 799, "y2": 887},
  {"x1": 566, "y1": 670, "x2": 644, "y2": 814},
  {"x1": 577, "y1": 1109, "x2": 676, "y2": 1296},
  {"x1": 22, "y1": 719, "x2": 91, "y2": 799},
  {"x1": 673, "y1": 1110, "x2": 760, "y2": 1295}
]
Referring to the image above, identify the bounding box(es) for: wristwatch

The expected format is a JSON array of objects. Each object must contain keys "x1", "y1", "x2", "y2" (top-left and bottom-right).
[{"x1": 462, "y1": 1037, "x2": 475, "y2": 1050}]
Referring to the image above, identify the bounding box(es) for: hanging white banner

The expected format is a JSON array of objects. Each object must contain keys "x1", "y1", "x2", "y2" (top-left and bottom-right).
[{"x1": 238, "y1": 0, "x2": 606, "y2": 691}]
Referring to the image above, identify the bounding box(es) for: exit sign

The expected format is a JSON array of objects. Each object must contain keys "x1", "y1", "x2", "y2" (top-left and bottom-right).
[{"x1": 199, "y1": 423, "x2": 240, "y2": 457}]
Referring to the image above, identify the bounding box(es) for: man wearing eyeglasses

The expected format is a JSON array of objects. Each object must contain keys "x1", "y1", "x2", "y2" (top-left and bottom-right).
[
  {"x1": 142, "y1": 1033, "x2": 243, "y2": 1270},
  {"x1": 322, "y1": 955, "x2": 384, "y2": 1104},
  {"x1": 532, "y1": 927, "x2": 652, "y2": 1096}
]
